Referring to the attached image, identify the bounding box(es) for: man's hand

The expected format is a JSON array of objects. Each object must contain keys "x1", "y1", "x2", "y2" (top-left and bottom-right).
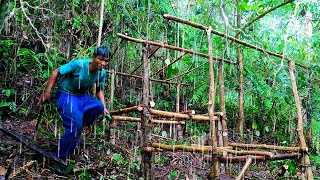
[
  {"x1": 39, "y1": 91, "x2": 51, "y2": 105},
  {"x1": 104, "y1": 108, "x2": 109, "y2": 115}
]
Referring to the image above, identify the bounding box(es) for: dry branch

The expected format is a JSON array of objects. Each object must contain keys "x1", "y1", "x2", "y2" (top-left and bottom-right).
[
  {"x1": 229, "y1": 143, "x2": 302, "y2": 152},
  {"x1": 163, "y1": 14, "x2": 309, "y2": 69}
]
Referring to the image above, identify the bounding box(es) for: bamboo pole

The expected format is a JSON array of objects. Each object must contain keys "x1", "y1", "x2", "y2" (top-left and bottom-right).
[
  {"x1": 117, "y1": 33, "x2": 235, "y2": 65},
  {"x1": 110, "y1": 69, "x2": 116, "y2": 145},
  {"x1": 140, "y1": 44, "x2": 155, "y2": 179},
  {"x1": 229, "y1": 143, "x2": 302, "y2": 152},
  {"x1": 108, "y1": 70, "x2": 190, "y2": 86},
  {"x1": 176, "y1": 82, "x2": 184, "y2": 141},
  {"x1": 163, "y1": 14, "x2": 309, "y2": 69},
  {"x1": 149, "y1": 109, "x2": 219, "y2": 121},
  {"x1": 236, "y1": 156, "x2": 253, "y2": 180},
  {"x1": 207, "y1": 26, "x2": 219, "y2": 178}
]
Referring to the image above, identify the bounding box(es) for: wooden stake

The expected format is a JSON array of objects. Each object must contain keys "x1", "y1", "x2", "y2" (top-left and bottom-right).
[
  {"x1": 236, "y1": 156, "x2": 253, "y2": 180},
  {"x1": 110, "y1": 69, "x2": 116, "y2": 145}
]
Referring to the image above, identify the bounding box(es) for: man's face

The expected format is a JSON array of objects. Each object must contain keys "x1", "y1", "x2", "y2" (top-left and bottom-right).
[{"x1": 95, "y1": 56, "x2": 109, "y2": 69}]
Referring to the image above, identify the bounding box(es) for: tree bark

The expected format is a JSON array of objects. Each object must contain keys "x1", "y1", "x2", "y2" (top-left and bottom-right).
[{"x1": 110, "y1": 69, "x2": 116, "y2": 144}]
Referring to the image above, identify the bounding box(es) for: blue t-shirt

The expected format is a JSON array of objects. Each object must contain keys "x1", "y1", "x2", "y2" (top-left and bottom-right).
[{"x1": 57, "y1": 59, "x2": 106, "y2": 95}]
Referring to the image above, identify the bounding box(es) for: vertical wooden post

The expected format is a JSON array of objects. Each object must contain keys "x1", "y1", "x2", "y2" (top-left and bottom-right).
[
  {"x1": 141, "y1": 44, "x2": 155, "y2": 180},
  {"x1": 288, "y1": 61, "x2": 313, "y2": 180},
  {"x1": 218, "y1": 52, "x2": 228, "y2": 174},
  {"x1": 236, "y1": 0, "x2": 244, "y2": 136},
  {"x1": 109, "y1": 69, "x2": 116, "y2": 144},
  {"x1": 207, "y1": 26, "x2": 219, "y2": 179},
  {"x1": 176, "y1": 81, "x2": 183, "y2": 141},
  {"x1": 97, "y1": 0, "x2": 104, "y2": 46}
]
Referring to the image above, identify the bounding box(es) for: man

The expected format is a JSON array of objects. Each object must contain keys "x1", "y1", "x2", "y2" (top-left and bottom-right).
[{"x1": 40, "y1": 46, "x2": 110, "y2": 160}]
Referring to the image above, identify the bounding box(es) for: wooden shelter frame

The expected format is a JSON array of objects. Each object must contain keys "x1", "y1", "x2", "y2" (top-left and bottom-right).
[{"x1": 110, "y1": 14, "x2": 313, "y2": 180}]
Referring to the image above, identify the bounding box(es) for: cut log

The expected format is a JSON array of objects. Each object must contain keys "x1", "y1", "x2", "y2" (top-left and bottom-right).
[
  {"x1": 223, "y1": 149, "x2": 274, "y2": 158},
  {"x1": 112, "y1": 116, "x2": 140, "y2": 122}
]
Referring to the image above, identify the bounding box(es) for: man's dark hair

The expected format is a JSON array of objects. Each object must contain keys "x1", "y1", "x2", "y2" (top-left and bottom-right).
[{"x1": 93, "y1": 46, "x2": 110, "y2": 58}]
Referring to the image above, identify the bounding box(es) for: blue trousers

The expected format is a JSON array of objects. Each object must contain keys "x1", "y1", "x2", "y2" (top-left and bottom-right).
[{"x1": 55, "y1": 91, "x2": 104, "y2": 159}]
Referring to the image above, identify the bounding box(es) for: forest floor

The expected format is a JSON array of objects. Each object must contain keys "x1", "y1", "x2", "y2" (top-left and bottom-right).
[{"x1": 0, "y1": 115, "x2": 319, "y2": 180}]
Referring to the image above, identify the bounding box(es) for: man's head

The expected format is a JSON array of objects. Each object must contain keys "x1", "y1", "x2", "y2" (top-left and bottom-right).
[
  {"x1": 93, "y1": 46, "x2": 111, "y2": 59},
  {"x1": 92, "y1": 46, "x2": 111, "y2": 70}
]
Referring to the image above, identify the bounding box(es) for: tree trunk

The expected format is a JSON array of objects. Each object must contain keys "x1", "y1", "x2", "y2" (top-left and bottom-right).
[
  {"x1": 207, "y1": 26, "x2": 220, "y2": 179},
  {"x1": 140, "y1": 44, "x2": 155, "y2": 180},
  {"x1": 236, "y1": 2, "x2": 244, "y2": 136}
]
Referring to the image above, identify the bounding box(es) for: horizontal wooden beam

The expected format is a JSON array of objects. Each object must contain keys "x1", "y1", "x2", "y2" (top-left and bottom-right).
[
  {"x1": 218, "y1": 153, "x2": 300, "y2": 163},
  {"x1": 149, "y1": 108, "x2": 219, "y2": 121},
  {"x1": 229, "y1": 142, "x2": 302, "y2": 152},
  {"x1": 163, "y1": 14, "x2": 309, "y2": 69},
  {"x1": 117, "y1": 33, "x2": 235, "y2": 65}
]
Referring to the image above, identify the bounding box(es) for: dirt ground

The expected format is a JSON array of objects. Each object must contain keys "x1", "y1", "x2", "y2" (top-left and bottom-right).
[{"x1": 0, "y1": 117, "x2": 318, "y2": 179}]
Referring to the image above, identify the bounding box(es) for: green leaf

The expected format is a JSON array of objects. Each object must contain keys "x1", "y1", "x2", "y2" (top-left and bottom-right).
[
  {"x1": 0, "y1": 102, "x2": 11, "y2": 107},
  {"x1": 112, "y1": 153, "x2": 124, "y2": 165},
  {"x1": 161, "y1": 131, "x2": 168, "y2": 138}
]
